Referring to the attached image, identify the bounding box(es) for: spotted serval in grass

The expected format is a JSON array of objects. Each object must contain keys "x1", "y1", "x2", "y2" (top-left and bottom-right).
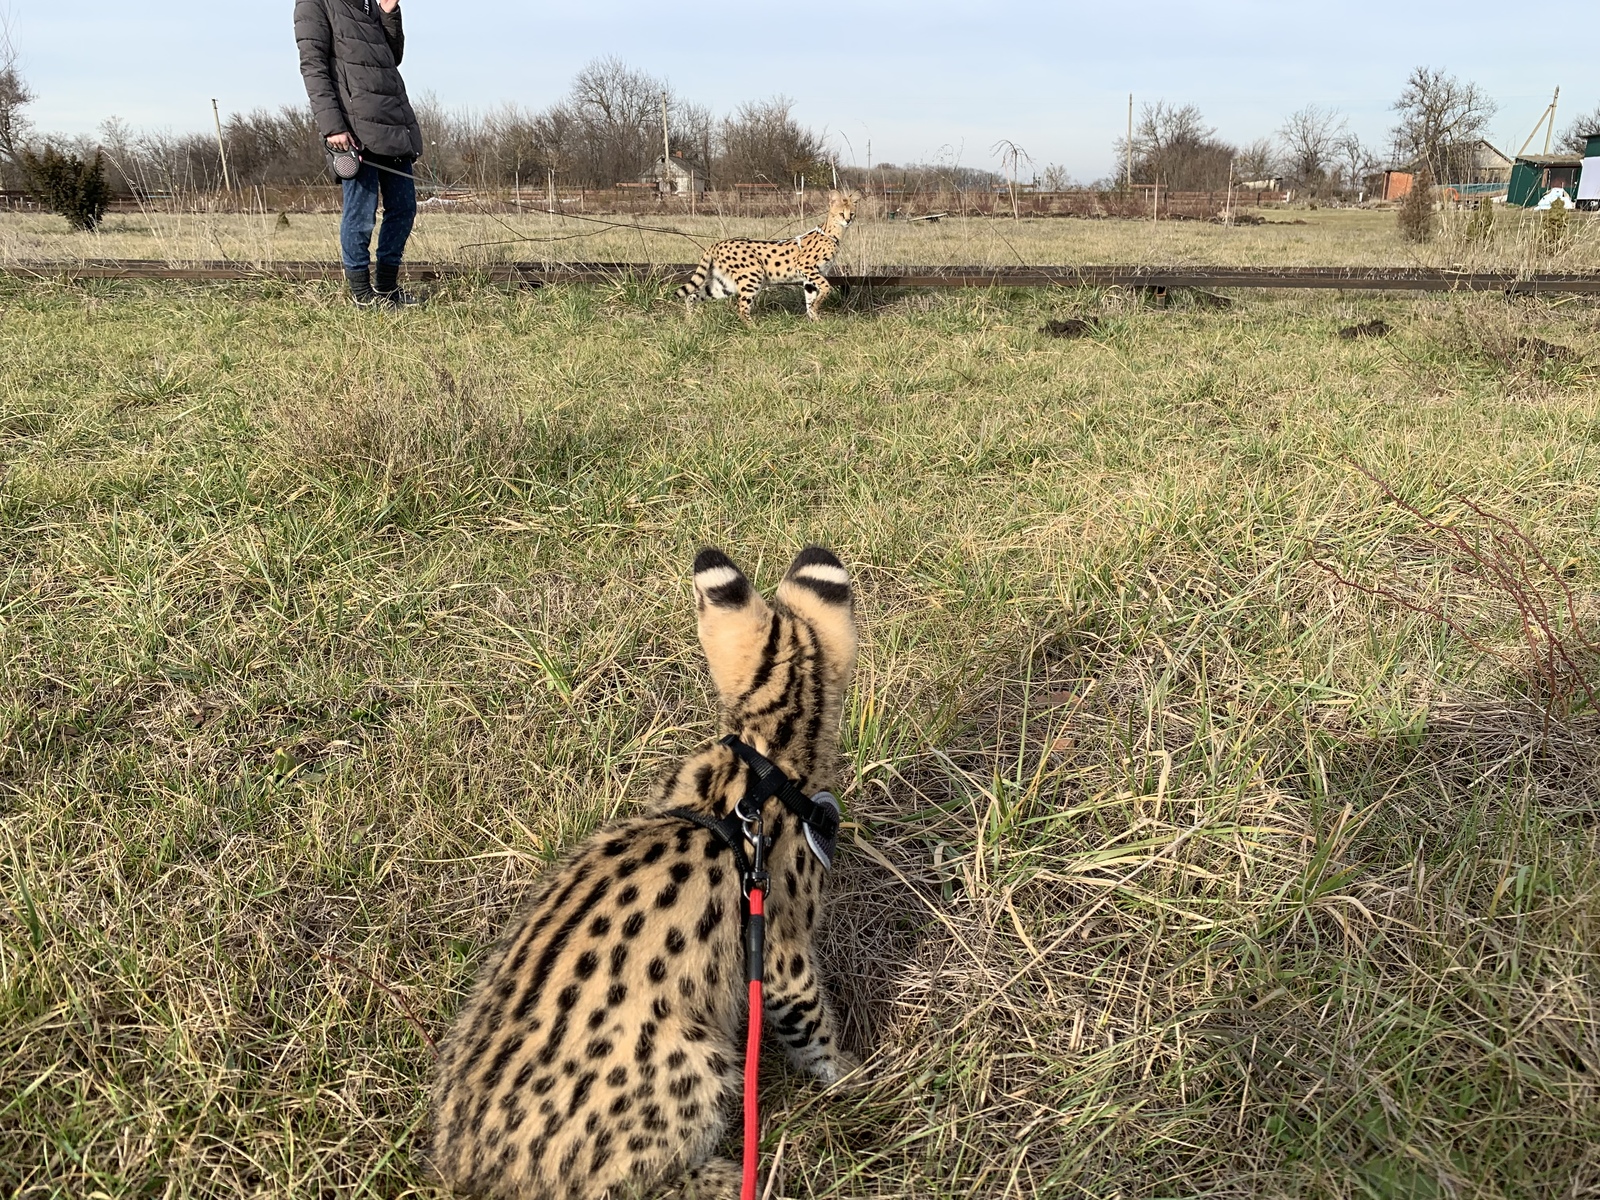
[
  {"x1": 429, "y1": 546, "x2": 863, "y2": 1199},
  {"x1": 674, "y1": 189, "x2": 859, "y2": 321}
]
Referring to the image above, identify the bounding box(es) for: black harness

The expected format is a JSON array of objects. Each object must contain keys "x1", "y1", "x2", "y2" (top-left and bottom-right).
[{"x1": 666, "y1": 735, "x2": 841, "y2": 894}]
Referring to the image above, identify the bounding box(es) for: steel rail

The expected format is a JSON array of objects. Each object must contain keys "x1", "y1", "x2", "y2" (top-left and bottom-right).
[{"x1": 5, "y1": 260, "x2": 1600, "y2": 293}]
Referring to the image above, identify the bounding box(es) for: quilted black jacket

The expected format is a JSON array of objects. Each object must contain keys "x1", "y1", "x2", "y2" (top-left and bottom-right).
[{"x1": 294, "y1": 0, "x2": 423, "y2": 160}]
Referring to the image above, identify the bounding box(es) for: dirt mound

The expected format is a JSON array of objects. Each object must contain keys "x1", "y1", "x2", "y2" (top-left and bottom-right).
[
  {"x1": 1040, "y1": 317, "x2": 1103, "y2": 338},
  {"x1": 1339, "y1": 319, "x2": 1392, "y2": 340}
]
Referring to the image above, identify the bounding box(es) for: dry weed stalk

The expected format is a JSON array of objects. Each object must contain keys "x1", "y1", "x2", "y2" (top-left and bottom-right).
[{"x1": 1311, "y1": 462, "x2": 1598, "y2": 724}]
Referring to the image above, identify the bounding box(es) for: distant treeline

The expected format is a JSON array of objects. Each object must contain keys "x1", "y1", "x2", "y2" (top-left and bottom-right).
[
  {"x1": 0, "y1": 56, "x2": 1004, "y2": 198},
  {"x1": 1117, "y1": 73, "x2": 1600, "y2": 197}
]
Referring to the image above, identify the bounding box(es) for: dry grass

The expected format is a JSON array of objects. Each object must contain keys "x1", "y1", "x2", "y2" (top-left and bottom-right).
[
  {"x1": 3, "y1": 206, "x2": 1599, "y2": 274},
  {"x1": 2, "y1": 275, "x2": 1599, "y2": 1198}
]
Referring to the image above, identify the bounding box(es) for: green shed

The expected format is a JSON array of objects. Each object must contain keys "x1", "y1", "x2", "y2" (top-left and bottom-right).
[{"x1": 1508, "y1": 152, "x2": 1583, "y2": 206}]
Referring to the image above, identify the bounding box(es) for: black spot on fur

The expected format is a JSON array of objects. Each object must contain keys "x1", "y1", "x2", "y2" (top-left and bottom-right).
[
  {"x1": 622, "y1": 913, "x2": 645, "y2": 939},
  {"x1": 667, "y1": 1074, "x2": 698, "y2": 1099},
  {"x1": 575, "y1": 951, "x2": 599, "y2": 980},
  {"x1": 665, "y1": 927, "x2": 686, "y2": 955},
  {"x1": 647, "y1": 957, "x2": 668, "y2": 984},
  {"x1": 695, "y1": 898, "x2": 724, "y2": 942}
]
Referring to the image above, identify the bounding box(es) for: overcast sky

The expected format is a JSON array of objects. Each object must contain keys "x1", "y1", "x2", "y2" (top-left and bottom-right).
[{"x1": 11, "y1": 2, "x2": 1594, "y2": 179}]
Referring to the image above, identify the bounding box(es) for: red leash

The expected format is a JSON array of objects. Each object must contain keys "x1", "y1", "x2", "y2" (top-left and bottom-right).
[{"x1": 741, "y1": 884, "x2": 766, "y2": 1200}]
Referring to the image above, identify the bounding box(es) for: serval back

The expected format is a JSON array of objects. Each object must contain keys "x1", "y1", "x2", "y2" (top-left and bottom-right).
[
  {"x1": 674, "y1": 189, "x2": 858, "y2": 321},
  {"x1": 429, "y1": 546, "x2": 862, "y2": 1199}
]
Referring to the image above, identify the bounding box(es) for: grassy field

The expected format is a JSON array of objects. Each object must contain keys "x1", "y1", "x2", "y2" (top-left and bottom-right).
[
  {"x1": 2, "y1": 271, "x2": 1599, "y2": 1199},
  {"x1": 3, "y1": 205, "x2": 1599, "y2": 274}
]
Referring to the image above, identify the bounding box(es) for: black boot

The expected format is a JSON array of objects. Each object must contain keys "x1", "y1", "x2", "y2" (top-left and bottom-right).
[
  {"x1": 346, "y1": 266, "x2": 379, "y2": 308},
  {"x1": 374, "y1": 262, "x2": 423, "y2": 309}
]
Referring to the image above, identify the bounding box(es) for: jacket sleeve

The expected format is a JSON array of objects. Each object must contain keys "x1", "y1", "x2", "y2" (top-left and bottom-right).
[
  {"x1": 379, "y1": 5, "x2": 405, "y2": 67},
  {"x1": 294, "y1": 0, "x2": 348, "y2": 138}
]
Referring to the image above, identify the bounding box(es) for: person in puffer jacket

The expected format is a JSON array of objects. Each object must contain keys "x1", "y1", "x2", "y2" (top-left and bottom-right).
[{"x1": 295, "y1": 0, "x2": 425, "y2": 308}]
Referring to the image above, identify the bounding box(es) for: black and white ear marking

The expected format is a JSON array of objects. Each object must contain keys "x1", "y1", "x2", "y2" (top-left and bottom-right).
[
  {"x1": 693, "y1": 548, "x2": 752, "y2": 610},
  {"x1": 783, "y1": 546, "x2": 852, "y2": 607}
]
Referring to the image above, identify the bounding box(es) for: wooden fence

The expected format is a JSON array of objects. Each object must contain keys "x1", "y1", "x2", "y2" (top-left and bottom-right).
[{"x1": 0, "y1": 185, "x2": 1288, "y2": 221}]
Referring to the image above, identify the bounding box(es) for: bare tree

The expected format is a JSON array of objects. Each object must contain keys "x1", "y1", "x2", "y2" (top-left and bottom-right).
[
  {"x1": 1278, "y1": 104, "x2": 1346, "y2": 195},
  {"x1": 0, "y1": 12, "x2": 35, "y2": 181},
  {"x1": 1558, "y1": 105, "x2": 1600, "y2": 155},
  {"x1": 1038, "y1": 163, "x2": 1074, "y2": 191},
  {"x1": 1112, "y1": 100, "x2": 1236, "y2": 191},
  {"x1": 1390, "y1": 67, "x2": 1497, "y2": 182},
  {"x1": 717, "y1": 96, "x2": 821, "y2": 187},
  {"x1": 1235, "y1": 137, "x2": 1278, "y2": 183},
  {"x1": 1334, "y1": 132, "x2": 1378, "y2": 198}
]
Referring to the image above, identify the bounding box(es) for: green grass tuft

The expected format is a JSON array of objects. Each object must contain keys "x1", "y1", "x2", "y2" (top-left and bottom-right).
[{"x1": 1, "y1": 275, "x2": 1598, "y2": 1198}]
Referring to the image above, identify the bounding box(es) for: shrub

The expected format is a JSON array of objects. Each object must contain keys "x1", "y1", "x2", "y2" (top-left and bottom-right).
[
  {"x1": 19, "y1": 145, "x2": 111, "y2": 231},
  {"x1": 1463, "y1": 197, "x2": 1494, "y2": 245},
  {"x1": 1540, "y1": 195, "x2": 1570, "y2": 253},
  {"x1": 1396, "y1": 167, "x2": 1435, "y2": 243}
]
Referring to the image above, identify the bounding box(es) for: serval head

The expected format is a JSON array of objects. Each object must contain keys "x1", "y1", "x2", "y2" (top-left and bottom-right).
[
  {"x1": 692, "y1": 546, "x2": 857, "y2": 792},
  {"x1": 823, "y1": 189, "x2": 860, "y2": 235}
]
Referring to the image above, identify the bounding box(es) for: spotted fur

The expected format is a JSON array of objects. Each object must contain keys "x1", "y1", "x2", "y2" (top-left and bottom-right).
[
  {"x1": 429, "y1": 547, "x2": 862, "y2": 1199},
  {"x1": 674, "y1": 190, "x2": 859, "y2": 321}
]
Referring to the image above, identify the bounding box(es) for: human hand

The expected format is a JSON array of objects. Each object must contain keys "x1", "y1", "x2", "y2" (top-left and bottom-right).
[
  {"x1": 326, "y1": 132, "x2": 357, "y2": 151},
  {"x1": 378, "y1": 0, "x2": 399, "y2": 11}
]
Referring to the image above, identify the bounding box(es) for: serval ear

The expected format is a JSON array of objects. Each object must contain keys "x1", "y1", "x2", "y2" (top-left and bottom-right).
[
  {"x1": 776, "y1": 546, "x2": 857, "y2": 679},
  {"x1": 694, "y1": 548, "x2": 774, "y2": 702}
]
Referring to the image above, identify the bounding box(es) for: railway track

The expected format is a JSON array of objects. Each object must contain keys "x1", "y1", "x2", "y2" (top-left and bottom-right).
[{"x1": 5, "y1": 260, "x2": 1600, "y2": 293}]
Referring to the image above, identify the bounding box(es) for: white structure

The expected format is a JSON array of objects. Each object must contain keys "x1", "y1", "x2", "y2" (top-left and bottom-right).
[
  {"x1": 640, "y1": 154, "x2": 706, "y2": 196},
  {"x1": 1579, "y1": 132, "x2": 1600, "y2": 210}
]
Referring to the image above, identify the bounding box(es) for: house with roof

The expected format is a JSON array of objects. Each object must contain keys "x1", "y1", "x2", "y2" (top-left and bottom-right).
[{"x1": 639, "y1": 152, "x2": 706, "y2": 197}]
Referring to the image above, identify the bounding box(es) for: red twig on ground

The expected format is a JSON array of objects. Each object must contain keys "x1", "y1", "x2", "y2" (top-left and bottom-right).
[{"x1": 315, "y1": 949, "x2": 440, "y2": 1059}]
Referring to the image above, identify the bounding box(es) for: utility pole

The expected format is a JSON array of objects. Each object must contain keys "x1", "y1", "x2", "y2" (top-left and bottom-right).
[
  {"x1": 661, "y1": 90, "x2": 671, "y2": 169},
  {"x1": 211, "y1": 99, "x2": 233, "y2": 194},
  {"x1": 1126, "y1": 93, "x2": 1134, "y2": 192},
  {"x1": 1518, "y1": 87, "x2": 1562, "y2": 158}
]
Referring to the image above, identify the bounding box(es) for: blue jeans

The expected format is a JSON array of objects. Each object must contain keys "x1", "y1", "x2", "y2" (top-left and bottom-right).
[{"x1": 339, "y1": 157, "x2": 416, "y2": 272}]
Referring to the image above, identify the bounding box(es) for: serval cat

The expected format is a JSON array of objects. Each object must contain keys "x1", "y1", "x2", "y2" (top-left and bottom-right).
[
  {"x1": 674, "y1": 190, "x2": 859, "y2": 321},
  {"x1": 429, "y1": 547, "x2": 863, "y2": 1199}
]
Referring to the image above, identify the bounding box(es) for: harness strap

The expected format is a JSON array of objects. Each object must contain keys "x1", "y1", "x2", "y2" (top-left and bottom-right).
[
  {"x1": 663, "y1": 807, "x2": 752, "y2": 882},
  {"x1": 719, "y1": 736, "x2": 840, "y2": 846}
]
